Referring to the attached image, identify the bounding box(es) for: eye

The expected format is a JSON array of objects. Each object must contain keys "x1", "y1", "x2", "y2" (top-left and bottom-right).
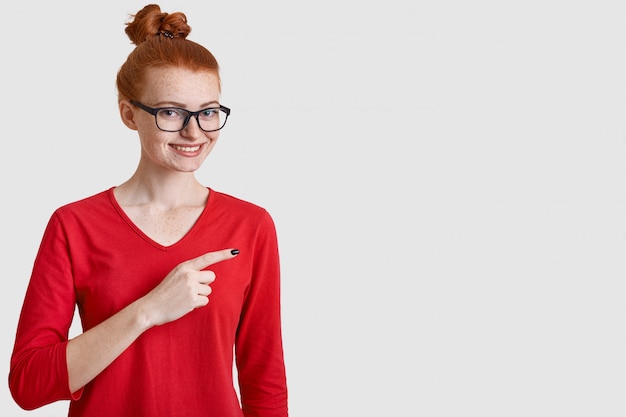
[
  {"x1": 158, "y1": 108, "x2": 186, "y2": 120},
  {"x1": 199, "y1": 108, "x2": 217, "y2": 119}
]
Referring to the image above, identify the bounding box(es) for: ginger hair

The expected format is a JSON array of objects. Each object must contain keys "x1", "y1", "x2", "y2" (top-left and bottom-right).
[{"x1": 116, "y1": 4, "x2": 220, "y2": 102}]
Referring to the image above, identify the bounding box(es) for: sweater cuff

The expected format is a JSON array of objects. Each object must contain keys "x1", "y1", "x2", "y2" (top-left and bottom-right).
[{"x1": 61, "y1": 341, "x2": 84, "y2": 401}]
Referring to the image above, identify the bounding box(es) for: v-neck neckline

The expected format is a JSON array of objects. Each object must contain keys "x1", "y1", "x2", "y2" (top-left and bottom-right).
[{"x1": 107, "y1": 187, "x2": 213, "y2": 251}]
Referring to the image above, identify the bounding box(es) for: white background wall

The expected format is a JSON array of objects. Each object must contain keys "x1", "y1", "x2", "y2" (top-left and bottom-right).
[{"x1": 2, "y1": 1, "x2": 625, "y2": 416}]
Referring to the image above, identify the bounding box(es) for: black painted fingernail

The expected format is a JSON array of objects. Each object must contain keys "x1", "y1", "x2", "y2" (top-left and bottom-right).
[{"x1": 231, "y1": 249, "x2": 240, "y2": 255}]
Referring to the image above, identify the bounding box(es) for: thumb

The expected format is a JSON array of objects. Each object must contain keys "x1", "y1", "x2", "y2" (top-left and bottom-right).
[{"x1": 185, "y1": 248, "x2": 240, "y2": 270}]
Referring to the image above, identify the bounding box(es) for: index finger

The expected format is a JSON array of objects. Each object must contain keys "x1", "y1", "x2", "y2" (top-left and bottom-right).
[{"x1": 185, "y1": 248, "x2": 240, "y2": 270}]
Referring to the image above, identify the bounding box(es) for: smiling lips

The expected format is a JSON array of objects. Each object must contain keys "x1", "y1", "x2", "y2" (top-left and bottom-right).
[{"x1": 171, "y1": 143, "x2": 203, "y2": 153}]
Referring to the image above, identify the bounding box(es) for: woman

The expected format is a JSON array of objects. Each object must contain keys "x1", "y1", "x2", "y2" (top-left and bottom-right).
[{"x1": 9, "y1": 4, "x2": 288, "y2": 417}]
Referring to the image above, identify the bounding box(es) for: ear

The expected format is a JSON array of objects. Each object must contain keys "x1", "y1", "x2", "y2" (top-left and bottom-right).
[{"x1": 119, "y1": 99, "x2": 139, "y2": 131}]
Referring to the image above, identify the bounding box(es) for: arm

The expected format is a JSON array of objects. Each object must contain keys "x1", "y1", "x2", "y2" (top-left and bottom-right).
[
  {"x1": 236, "y1": 211, "x2": 288, "y2": 417},
  {"x1": 65, "y1": 298, "x2": 151, "y2": 393},
  {"x1": 10, "y1": 213, "x2": 78, "y2": 409}
]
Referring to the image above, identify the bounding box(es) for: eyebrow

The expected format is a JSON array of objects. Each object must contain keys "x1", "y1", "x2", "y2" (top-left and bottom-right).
[{"x1": 153, "y1": 100, "x2": 220, "y2": 108}]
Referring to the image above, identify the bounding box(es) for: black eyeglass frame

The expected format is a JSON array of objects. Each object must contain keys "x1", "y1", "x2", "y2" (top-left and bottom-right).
[{"x1": 129, "y1": 100, "x2": 231, "y2": 132}]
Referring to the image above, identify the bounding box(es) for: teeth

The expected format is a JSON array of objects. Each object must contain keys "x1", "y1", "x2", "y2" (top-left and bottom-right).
[{"x1": 173, "y1": 145, "x2": 201, "y2": 152}]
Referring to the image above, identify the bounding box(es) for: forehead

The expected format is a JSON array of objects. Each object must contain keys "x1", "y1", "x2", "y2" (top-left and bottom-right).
[{"x1": 141, "y1": 67, "x2": 220, "y2": 105}]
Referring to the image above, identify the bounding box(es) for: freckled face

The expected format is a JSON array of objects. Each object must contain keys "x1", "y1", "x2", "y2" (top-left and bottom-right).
[{"x1": 132, "y1": 67, "x2": 222, "y2": 173}]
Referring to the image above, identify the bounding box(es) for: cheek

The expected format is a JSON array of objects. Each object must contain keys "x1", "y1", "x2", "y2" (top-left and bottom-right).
[
  {"x1": 133, "y1": 109, "x2": 155, "y2": 129},
  {"x1": 206, "y1": 131, "x2": 220, "y2": 142},
  {"x1": 138, "y1": 131, "x2": 169, "y2": 154}
]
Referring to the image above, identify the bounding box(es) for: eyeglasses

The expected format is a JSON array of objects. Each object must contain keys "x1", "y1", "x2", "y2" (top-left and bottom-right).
[{"x1": 130, "y1": 100, "x2": 231, "y2": 132}]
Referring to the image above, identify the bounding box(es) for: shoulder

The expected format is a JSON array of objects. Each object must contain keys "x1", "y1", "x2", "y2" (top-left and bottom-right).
[
  {"x1": 210, "y1": 189, "x2": 271, "y2": 217},
  {"x1": 52, "y1": 188, "x2": 114, "y2": 220},
  {"x1": 208, "y1": 189, "x2": 276, "y2": 230},
  {"x1": 36, "y1": 188, "x2": 115, "y2": 242}
]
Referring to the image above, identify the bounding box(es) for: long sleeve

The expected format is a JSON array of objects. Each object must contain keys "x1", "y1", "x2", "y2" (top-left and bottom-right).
[
  {"x1": 9, "y1": 212, "x2": 82, "y2": 409},
  {"x1": 236, "y1": 210, "x2": 288, "y2": 417}
]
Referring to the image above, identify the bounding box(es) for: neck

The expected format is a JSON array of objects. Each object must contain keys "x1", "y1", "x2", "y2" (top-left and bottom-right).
[{"x1": 115, "y1": 169, "x2": 208, "y2": 209}]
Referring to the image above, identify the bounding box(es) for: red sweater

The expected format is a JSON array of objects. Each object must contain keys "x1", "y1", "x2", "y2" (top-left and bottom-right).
[{"x1": 9, "y1": 188, "x2": 288, "y2": 417}]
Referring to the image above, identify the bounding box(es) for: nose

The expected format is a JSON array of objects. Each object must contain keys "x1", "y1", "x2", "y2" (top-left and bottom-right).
[{"x1": 180, "y1": 115, "x2": 204, "y2": 139}]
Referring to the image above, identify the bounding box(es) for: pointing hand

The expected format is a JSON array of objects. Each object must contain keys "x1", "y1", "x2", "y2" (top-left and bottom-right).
[{"x1": 141, "y1": 249, "x2": 239, "y2": 327}]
